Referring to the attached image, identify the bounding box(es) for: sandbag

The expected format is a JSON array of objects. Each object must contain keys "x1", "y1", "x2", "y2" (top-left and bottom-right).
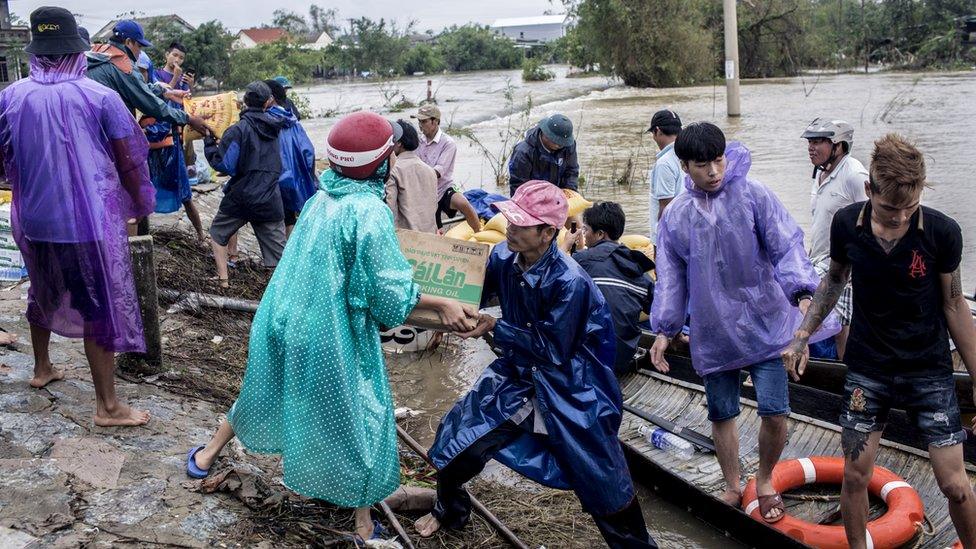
[
  {"x1": 472, "y1": 230, "x2": 506, "y2": 244},
  {"x1": 483, "y1": 213, "x2": 508, "y2": 234},
  {"x1": 444, "y1": 221, "x2": 478, "y2": 241},
  {"x1": 183, "y1": 92, "x2": 240, "y2": 141},
  {"x1": 619, "y1": 234, "x2": 652, "y2": 250},
  {"x1": 564, "y1": 189, "x2": 593, "y2": 217}
]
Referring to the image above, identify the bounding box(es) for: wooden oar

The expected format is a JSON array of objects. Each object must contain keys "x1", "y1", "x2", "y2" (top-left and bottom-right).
[{"x1": 622, "y1": 403, "x2": 716, "y2": 453}]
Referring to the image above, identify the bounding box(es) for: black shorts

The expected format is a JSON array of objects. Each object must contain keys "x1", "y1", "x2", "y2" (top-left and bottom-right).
[
  {"x1": 26, "y1": 240, "x2": 109, "y2": 322},
  {"x1": 284, "y1": 210, "x2": 298, "y2": 227},
  {"x1": 435, "y1": 187, "x2": 459, "y2": 229}
]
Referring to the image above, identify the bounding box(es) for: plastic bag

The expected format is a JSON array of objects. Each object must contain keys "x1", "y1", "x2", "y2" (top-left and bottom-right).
[{"x1": 183, "y1": 92, "x2": 240, "y2": 141}]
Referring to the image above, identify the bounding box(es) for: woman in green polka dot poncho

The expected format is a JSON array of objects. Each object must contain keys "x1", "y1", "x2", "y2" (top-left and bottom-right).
[{"x1": 186, "y1": 112, "x2": 476, "y2": 540}]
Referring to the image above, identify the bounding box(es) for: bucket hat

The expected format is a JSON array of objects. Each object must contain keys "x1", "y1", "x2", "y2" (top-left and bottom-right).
[{"x1": 24, "y1": 7, "x2": 90, "y2": 56}]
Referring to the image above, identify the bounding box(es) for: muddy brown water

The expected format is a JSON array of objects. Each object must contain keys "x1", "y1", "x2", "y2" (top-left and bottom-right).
[{"x1": 284, "y1": 68, "x2": 976, "y2": 547}]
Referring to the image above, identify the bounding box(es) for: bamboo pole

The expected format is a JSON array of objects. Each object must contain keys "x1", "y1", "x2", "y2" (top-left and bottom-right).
[{"x1": 394, "y1": 425, "x2": 529, "y2": 549}]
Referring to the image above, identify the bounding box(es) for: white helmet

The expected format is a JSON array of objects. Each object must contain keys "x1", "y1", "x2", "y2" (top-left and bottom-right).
[{"x1": 802, "y1": 118, "x2": 854, "y2": 151}]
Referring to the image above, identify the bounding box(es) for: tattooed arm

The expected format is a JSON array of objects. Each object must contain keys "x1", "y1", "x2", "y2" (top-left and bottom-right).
[
  {"x1": 942, "y1": 268, "x2": 976, "y2": 381},
  {"x1": 782, "y1": 259, "x2": 852, "y2": 380}
]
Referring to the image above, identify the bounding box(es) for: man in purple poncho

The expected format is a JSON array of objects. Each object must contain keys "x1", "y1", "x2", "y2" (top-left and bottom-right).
[
  {"x1": 649, "y1": 123, "x2": 838, "y2": 522},
  {"x1": 0, "y1": 7, "x2": 157, "y2": 427}
]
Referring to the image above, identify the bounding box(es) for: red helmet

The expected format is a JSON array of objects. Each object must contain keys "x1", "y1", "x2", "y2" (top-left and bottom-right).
[{"x1": 326, "y1": 111, "x2": 396, "y2": 180}]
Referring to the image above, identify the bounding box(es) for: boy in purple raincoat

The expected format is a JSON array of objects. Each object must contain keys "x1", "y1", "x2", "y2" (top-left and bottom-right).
[
  {"x1": 649, "y1": 123, "x2": 837, "y2": 522},
  {"x1": 0, "y1": 8, "x2": 156, "y2": 426}
]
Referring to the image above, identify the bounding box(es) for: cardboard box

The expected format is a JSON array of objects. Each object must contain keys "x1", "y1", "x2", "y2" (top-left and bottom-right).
[{"x1": 396, "y1": 229, "x2": 490, "y2": 331}]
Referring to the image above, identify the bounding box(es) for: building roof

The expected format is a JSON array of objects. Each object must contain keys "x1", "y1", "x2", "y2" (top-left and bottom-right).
[
  {"x1": 237, "y1": 27, "x2": 289, "y2": 44},
  {"x1": 491, "y1": 15, "x2": 567, "y2": 28},
  {"x1": 94, "y1": 15, "x2": 196, "y2": 41}
]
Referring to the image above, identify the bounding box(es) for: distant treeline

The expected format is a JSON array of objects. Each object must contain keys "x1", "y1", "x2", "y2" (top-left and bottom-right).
[
  {"x1": 564, "y1": 0, "x2": 976, "y2": 87},
  {"x1": 140, "y1": 9, "x2": 552, "y2": 90},
  {"x1": 137, "y1": 0, "x2": 975, "y2": 90}
]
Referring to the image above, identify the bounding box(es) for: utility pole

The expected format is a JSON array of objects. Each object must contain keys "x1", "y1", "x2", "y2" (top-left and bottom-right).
[{"x1": 723, "y1": 0, "x2": 742, "y2": 117}]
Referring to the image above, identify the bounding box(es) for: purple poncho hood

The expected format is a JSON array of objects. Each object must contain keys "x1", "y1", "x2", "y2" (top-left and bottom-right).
[
  {"x1": 0, "y1": 53, "x2": 154, "y2": 351},
  {"x1": 651, "y1": 142, "x2": 838, "y2": 376}
]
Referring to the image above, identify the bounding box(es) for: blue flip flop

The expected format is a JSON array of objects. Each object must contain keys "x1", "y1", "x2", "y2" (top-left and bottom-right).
[
  {"x1": 186, "y1": 445, "x2": 210, "y2": 479},
  {"x1": 350, "y1": 519, "x2": 389, "y2": 546}
]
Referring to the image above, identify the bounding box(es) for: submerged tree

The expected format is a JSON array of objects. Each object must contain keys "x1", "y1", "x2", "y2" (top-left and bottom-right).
[{"x1": 568, "y1": 0, "x2": 715, "y2": 87}]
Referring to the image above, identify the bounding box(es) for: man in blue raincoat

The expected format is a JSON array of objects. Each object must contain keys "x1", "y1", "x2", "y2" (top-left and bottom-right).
[
  {"x1": 649, "y1": 123, "x2": 838, "y2": 523},
  {"x1": 416, "y1": 181, "x2": 656, "y2": 548}
]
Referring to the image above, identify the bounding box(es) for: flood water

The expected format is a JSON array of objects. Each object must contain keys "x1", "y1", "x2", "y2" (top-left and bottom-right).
[{"x1": 297, "y1": 67, "x2": 976, "y2": 547}]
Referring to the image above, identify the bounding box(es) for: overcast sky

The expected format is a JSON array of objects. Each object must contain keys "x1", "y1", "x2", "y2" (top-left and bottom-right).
[{"x1": 10, "y1": 0, "x2": 564, "y2": 34}]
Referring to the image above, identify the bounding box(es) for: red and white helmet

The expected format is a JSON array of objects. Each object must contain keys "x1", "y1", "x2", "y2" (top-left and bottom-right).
[{"x1": 326, "y1": 111, "x2": 397, "y2": 180}]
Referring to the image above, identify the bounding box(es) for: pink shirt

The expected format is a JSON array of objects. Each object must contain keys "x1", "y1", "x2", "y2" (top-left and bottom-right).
[{"x1": 417, "y1": 129, "x2": 457, "y2": 197}]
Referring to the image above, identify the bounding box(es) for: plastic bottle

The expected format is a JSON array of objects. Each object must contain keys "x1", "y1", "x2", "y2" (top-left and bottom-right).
[
  {"x1": 637, "y1": 424, "x2": 695, "y2": 460},
  {"x1": 0, "y1": 266, "x2": 25, "y2": 282}
]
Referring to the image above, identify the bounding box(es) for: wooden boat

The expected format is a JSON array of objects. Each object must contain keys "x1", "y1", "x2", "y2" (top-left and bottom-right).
[
  {"x1": 620, "y1": 367, "x2": 975, "y2": 548},
  {"x1": 636, "y1": 329, "x2": 975, "y2": 414},
  {"x1": 632, "y1": 349, "x2": 976, "y2": 464}
]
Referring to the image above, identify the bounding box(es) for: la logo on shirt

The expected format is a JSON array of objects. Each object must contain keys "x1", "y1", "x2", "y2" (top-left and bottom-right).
[{"x1": 908, "y1": 249, "x2": 927, "y2": 279}]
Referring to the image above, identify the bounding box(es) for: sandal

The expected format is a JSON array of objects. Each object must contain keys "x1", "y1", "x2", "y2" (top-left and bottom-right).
[
  {"x1": 757, "y1": 493, "x2": 786, "y2": 523},
  {"x1": 186, "y1": 446, "x2": 210, "y2": 479}
]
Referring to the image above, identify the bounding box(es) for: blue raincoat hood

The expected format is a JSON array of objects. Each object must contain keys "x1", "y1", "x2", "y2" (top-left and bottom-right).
[
  {"x1": 269, "y1": 105, "x2": 316, "y2": 213},
  {"x1": 429, "y1": 241, "x2": 636, "y2": 515},
  {"x1": 652, "y1": 142, "x2": 839, "y2": 376}
]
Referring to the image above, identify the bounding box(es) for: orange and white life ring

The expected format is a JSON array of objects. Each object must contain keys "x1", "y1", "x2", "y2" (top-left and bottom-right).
[{"x1": 741, "y1": 456, "x2": 925, "y2": 549}]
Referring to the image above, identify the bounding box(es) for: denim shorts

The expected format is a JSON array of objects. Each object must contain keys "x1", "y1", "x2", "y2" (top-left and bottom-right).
[
  {"x1": 840, "y1": 368, "x2": 966, "y2": 448},
  {"x1": 702, "y1": 358, "x2": 790, "y2": 422}
]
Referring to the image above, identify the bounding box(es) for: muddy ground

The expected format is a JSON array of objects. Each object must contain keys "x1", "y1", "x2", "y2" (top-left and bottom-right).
[{"x1": 0, "y1": 219, "x2": 605, "y2": 548}]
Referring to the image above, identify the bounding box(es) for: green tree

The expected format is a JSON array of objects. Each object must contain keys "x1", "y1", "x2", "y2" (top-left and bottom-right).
[
  {"x1": 341, "y1": 18, "x2": 412, "y2": 75},
  {"x1": 225, "y1": 41, "x2": 323, "y2": 88},
  {"x1": 271, "y1": 9, "x2": 309, "y2": 37},
  {"x1": 570, "y1": 0, "x2": 715, "y2": 87},
  {"x1": 435, "y1": 25, "x2": 523, "y2": 71},
  {"x1": 402, "y1": 43, "x2": 446, "y2": 74},
  {"x1": 308, "y1": 5, "x2": 340, "y2": 36}
]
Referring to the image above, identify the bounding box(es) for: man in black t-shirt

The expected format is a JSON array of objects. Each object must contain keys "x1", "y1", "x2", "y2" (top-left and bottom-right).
[{"x1": 783, "y1": 134, "x2": 976, "y2": 549}]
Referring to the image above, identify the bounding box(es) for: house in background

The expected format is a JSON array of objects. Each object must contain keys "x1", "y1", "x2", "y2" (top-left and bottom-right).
[
  {"x1": 301, "y1": 30, "x2": 333, "y2": 50},
  {"x1": 491, "y1": 14, "x2": 568, "y2": 45},
  {"x1": 0, "y1": 0, "x2": 28, "y2": 90},
  {"x1": 233, "y1": 27, "x2": 289, "y2": 49},
  {"x1": 94, "y1": 14, "x2": 196, "y2": 43}
]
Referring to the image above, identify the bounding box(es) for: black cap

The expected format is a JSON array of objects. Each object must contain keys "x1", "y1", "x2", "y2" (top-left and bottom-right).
[
  {"x1": 646, "y1": 109, "x2": 682, "y2": 133},
  {"x1": 25, "y1": 7, "x2": 90, "y2": 56},
  {"x1": 243, "y1": 81, "x2": 272, "y2": 108},
  {"x1": 263, "y1": 79, "x2": 288, "y2": 105},
  {"x1": 78, "y1": 26, "x2": 90, "y2": 46}
]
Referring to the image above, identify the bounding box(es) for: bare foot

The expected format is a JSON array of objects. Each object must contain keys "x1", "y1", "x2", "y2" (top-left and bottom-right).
[
  {"x1": 94, "y1": 404, "x2": 151, "y2": 427},
  {"x1": 30, "y1": 368, "x2": 64, "y2": 388},
  {"x1": 719, "y1": 488, "x2": 742, "y2": 507},
  {"x1": 193, "y1": 447, "x2": 217, "y2": 470},
  {"x1": 414, "y1": 513, "x2": 441, "y2": 538},
  {"x1": 355, "y1": 507, "x2": 373, "y2": 540},
  {"x1": 208, "y1": 276, "x2": 229, "y2": 289},
  {"x1": 0, "y1": 332, "x2": 18, "y2": 345},
  {"x1": 757, "y1": 488, "x2": 784, "y2": 521}
]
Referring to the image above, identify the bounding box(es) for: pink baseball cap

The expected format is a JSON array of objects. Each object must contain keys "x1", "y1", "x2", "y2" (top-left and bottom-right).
[{"x1": 491, "y1": 180, "x2": 569, "y2": 228}]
